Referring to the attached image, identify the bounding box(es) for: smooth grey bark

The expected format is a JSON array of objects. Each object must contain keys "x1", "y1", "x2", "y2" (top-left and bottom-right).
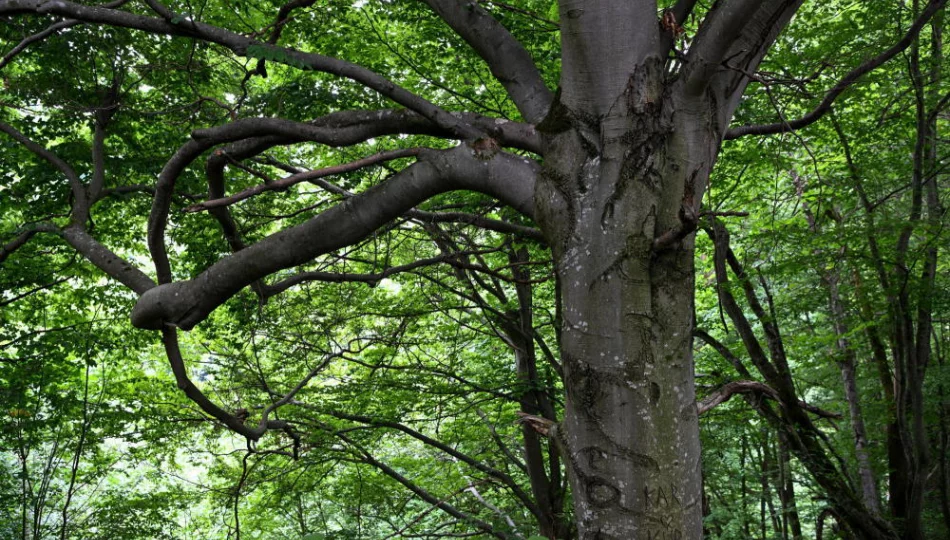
[
  {"x1": 9, "y1": 0, "x2": 945, "y2": 538},
  {"x1": 526, "y1": 1, "x2": 805, "y2": 536},
  {"x1": 536, "y1": 68, "x2": 706, "y2": 539},
  {"x1": 826, "y1": 272, "x2": 882, "y2": 515}
]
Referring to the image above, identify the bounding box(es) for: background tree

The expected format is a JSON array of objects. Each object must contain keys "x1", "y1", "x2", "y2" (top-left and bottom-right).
[{"x1": 0, "y1": 0, "x2": 947, "y2": 539}]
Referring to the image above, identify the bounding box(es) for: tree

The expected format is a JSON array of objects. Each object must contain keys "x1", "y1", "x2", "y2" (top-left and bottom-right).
[{"x1": 0, "y1": 0, "x2": 946, "y2": 538}]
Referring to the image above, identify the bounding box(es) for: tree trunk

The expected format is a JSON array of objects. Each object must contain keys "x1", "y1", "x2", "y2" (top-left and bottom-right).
[
  {"x1": 742, "y1": 433, "x2": 751, "y2": 538},
  {"x1": 760, "y1": 431, "x2": 781, "y2": 537},
  {"x1": 504, "y1": 248, "x2": 570, "y2": 539},
  {"x1": 937, "y1": 333, "x2": 950, "y2": 535},
  {"x1": 536, "y1": 49, "x2": 714, "y2": 536},
  {"x1": 825, "y1": 271, "x2": 881, "y2": 514},
  {"x1": 777, "y1": 434, "x2": 804, "y2": 540}
]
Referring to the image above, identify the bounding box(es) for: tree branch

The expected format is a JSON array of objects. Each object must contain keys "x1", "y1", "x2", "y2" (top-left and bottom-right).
[
  {"x1": 0, "y1": 0, "x2": 128, "y2": 70},
  {"x1": 0, "y1": 19, "x2": 80, "y2": 70},
  {"x1": 262, "y1": 250, "x2": 489, "y2": 297},
  {"x1": 186, "y1": 148, "x2": 422, "y2": 212},
  {"x1": 703, "y1": 220, "x2": 784, "y2": 386},
  {"x1": 0, "y1": 0, "x2": 484, "y2": 139},
  {"x1": 248, "y1": 156, "x2": 545, "y2": 241},
  {"x1": 420, "y1": 0, "x2": 552, "y2": 123},
  {"x1": 0, "y1": 224, "x2": 59, "y2": 265},
  {"x1": 0, "y1": 227, "x2": 154, "y2": 297},
  {"x1": 693, "y1": 328, "x2": 753, "y2": 379},
  {"x1": 0, "y1": 277, "x2": 69, "y2": 308},
  {"x1": 132, "y1": 145, "x2": 539, "y2": 330},
  {"x1": 325, "y1": 409, "x2": 542, "y2": 520},
  {"x1": 698, "y1": 380, "x2": 842, "y2": 419},
  {"x1": 88, "y1": 76, "x2": 121, "y2": 202},
  {"x1": 407, "y1": 210, "x2": 544, "y2": 241},
  {"x1": 683, "y1": 0, "x2": 772, "y2": 95},
  {"x1": 62, "y1": 226, "x2": 156, "y2": 294},
  {"x1": 145, "y1": 112, "x2": 538, "y2": 286},
  {"x1": 332, "y1": 430, "x2": 515, "y2": 540},
  {"x1": 725, "y1": 0, "x2": 948, "y2": 139},
  {"x1": 0, "y1": 120, "x2": 87, "y2": 223},
  {"x1": 160, "y1": 328, "x2": 290, "y2": 440}
]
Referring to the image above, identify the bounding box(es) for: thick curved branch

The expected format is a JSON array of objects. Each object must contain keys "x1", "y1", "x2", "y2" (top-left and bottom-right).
[
  {"x1": 0, "y1": 120, "x2": 155, "y2": 292},
  {"x1": 0, "y1": 0, "x2": 482, "y2": 139},
  {"x1": 197, "y1": 110, "x2": 436, "y2": 257},
  {"x1": 0, "y1": 116, "x2": 155, "y2": 293},
  {"x1": 132, "y1": 145, "x2": 538, "y2": 330},
  {"x1": 62, "y1": 226, "x2": 156, "y2": 294},
  {"x1": 420, "y1": 0, "x2": 552, "y2": 123},
  {"x1": 205, "y1": 109, "x2": 541, "y2": 153},
  {"x1": 698, "y1": 380, "x2": 842, "y2": 419},
  {"x1": 0, "y1": 223, "x2": 155, "y2": 293},
  {"x1": 146, "y1": 112, "x2": 538, "y2": 284},
  {"x1": 243, "y1": 155, "x2": 544, "y2": 241},
  {"x1": 188, "y1": 110, "x2": 537, "y2": 291},
  {"x1": 725, "y1": 0, "x2": 948, "y2": 139},
  {"x1": 683, "y1": 0, "x2": 773, "y2": 95}
]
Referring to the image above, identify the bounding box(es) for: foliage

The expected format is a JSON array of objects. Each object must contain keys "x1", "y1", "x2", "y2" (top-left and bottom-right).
[{"x1": 0, "y1": 0, "x2": 947, "y2": 539}]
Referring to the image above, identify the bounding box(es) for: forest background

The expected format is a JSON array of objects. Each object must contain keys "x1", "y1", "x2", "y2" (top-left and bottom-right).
[{"x1": 0, "y1": 0, "x2": 948, "y2": 538}]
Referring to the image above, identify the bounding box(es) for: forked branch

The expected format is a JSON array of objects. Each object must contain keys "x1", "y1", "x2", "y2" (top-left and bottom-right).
[{"x1": 132, "y1": 145, "x2": 539, "y2": 331}]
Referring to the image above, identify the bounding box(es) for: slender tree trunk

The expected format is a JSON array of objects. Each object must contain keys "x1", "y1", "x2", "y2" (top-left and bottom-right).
[
  {"x1": 777, "y1": 434, "x2": 803, "y2": 540},
  {"x1": 760, "y1": 431, "x2": 782, "y2": 537},
  {"x1": 504, "y1": 248, "x2": 569, "y2": 539},
  {"x1": 937, "y1": 330, "x2": 950, "y2": 535},
  {"x1": 835, "y1": 119, "x2": 911, "y2": 530},
  {"x1": 825, "y1": 271, "x2": 881, "y2": 514},
  {"x1": 897, "y1": 7, "x2": 941, "y2": 533},
  {"x1": 851, "y1": 269, "x2": 909, "y2": 521},
  {"x1": 742, "y1": 433, "x2": 751, "y2": 538}
]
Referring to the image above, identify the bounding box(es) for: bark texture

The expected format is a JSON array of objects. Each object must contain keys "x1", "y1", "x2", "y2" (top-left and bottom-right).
[
  {"x1": 536, "y1": 44, "x2": 709, "y2": 540},
  {"x1": 6, "y1": 0, "x2": 947, "y2": 537}
]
